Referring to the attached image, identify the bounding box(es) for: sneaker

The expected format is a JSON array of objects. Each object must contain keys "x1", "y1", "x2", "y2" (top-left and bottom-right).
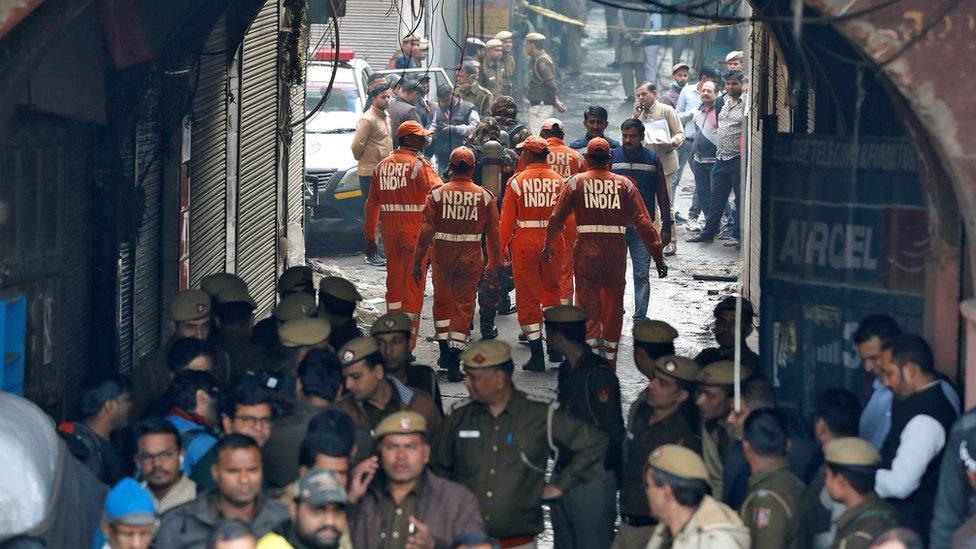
[
  {"x1": 366, "y1": 255, "x2": 387, "y2": 266},
  {"x1": 674, "y1": 212, "x2": 687, "y2": 224},
  {"x1": 688, "y1": 234, "x2": 715, "y2": 243},
  {"x1": 663, "y1": 242, "x2": 677, "y2": 256}
]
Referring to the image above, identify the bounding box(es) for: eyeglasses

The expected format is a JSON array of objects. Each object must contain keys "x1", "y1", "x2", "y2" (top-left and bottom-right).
[
  {"x1": 235, "y1": 415, "x2": 273, "y2": 428},
  {"x1": 135, "y1": 448, "x2": 179, "y2": 464}
]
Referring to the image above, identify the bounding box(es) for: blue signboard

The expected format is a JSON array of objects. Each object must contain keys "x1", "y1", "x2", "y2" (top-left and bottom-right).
[{"x1": 760, "y1": 133, "x2": 927, "y2": 418}]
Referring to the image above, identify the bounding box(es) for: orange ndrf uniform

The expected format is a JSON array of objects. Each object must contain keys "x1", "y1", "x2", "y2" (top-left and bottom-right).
[
  {"x1": 414, "y1": 148, "x2": 501, "y2": 358},
  {"x1": 365, "y1": 126, "x2": 442, "y2": 348},
  {"x1": 500, "y1": 140, "x2": 572, "y2": 346},
  {"x1": 544, "y1": 139, "x2": 663, "y2": 369},
  {"x1": 519, "y1": 132, "x2": 587, "y2": 305}
]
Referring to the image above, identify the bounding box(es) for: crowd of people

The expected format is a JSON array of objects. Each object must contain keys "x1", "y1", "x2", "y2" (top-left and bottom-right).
[{"x1": 5, "y1": 20, "x2": 975, "y2": 549}]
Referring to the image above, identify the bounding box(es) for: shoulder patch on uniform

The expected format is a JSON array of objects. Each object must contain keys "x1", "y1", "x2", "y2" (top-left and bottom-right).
[
  {"x1": 597, "y1": 388, "x2": 610, "y2": 404},
  {"x1": 755, "y1": 507, "x2": 771, "y2": 528}
]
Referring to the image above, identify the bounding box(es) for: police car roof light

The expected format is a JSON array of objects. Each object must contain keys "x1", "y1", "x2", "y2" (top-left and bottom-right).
[{"x1": 314, "y1": 47, "x2": 356, "y2": 62}]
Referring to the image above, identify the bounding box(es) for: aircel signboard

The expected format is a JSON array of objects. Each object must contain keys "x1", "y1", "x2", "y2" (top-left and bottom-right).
[{"x1": 760, "y1": 133, "x2": 927, "y2": 418}]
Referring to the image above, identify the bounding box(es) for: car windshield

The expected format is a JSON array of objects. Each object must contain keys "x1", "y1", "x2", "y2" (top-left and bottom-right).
[{"x1": 306, "y1": 64, "x2": 362, "y2": 133}]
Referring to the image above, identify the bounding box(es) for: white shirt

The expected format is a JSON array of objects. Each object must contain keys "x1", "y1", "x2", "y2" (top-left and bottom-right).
[{"x1": 874, "y1": 382, "x2": 948, "y2": 499}]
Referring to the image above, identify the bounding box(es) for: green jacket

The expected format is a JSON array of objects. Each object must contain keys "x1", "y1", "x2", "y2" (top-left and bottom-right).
[
  {"x1": 431, "y1": 389, "x2": 608, "y2": 538},
  {"x1": 739, "y1": 458, "x2": 811, "y2": 549}
]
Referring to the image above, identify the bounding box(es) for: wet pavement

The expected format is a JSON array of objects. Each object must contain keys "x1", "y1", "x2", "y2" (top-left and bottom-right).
[{"x1": 308, "y1": 5, "x2": 744, "y2": 545}]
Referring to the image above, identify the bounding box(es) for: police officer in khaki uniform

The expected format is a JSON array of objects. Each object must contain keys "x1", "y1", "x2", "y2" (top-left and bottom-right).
[
  {"x1": 319, "y1": 276, "x2": 365, "y2": 350},
  {"x1": 431, "y1": 340, "x2": 608, "y2": 548},
  {"x1": 370, "y1": 312, "x2": 443, "y2": 414},
  {"x1": 199, "y1": 272, "x2": 249, "y2": 300},
  {"x1": 632, "y1": 320, "x2": 679, "y2": 380},
  {"x1": 480, "y1": 39, "x2": 508, "y2": 97},
  {"x1": 823, "y1": 438, "x2": 900, "y2": 549},
  {"x1": 524, "y1": 33, "x2": 566, "y2": 135},
  {"x1": 259, "y1": 292, "x2": 319, "y2": 373},
  {"x1": 644, "y1": 445, "x2": 750, "y2": 549},
  {"x1": 253, "y1": 265, "x2": 316, "y2": 350},
  {"x1": 615, "y1": 355, "x2": 702, "y2": 549},
  {"x1": 739, "y1": 408, "x2": 812, "y2": 549},
  {"x1": 131, "y1": 290, "x2": 231, "y2": 422},
  {"x1": 695, "y1": 360, "x2": 748, "y2": 498},
  {"x1": 333, "y1": 337, "x2": 441, "y2": 435},
  {"x1": 544, "y1": 306, "x2": 623, "y2": 549},
  {"x1": 457, "y1": 60, "x2": 494, "y2": 116},
  {"x1": 495, "y1": 30, "x2": 517, "y2": 97},
  {"x1": 212, "y1": 288, "x2": 264, "y2": 381}
]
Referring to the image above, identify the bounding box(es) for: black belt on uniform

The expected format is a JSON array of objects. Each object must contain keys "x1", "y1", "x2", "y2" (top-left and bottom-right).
[{"x1": 621, "y1": 514, "x2": 656, "y2": 527}]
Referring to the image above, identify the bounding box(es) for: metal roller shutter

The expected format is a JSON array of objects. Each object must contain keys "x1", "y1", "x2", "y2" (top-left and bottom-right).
[
  {"x1": 190, "y1": 15, "x2": 230, "y2": 286},
  {"x1": 237, "y1": 0, "x2": 280, "y2": 316},
  {"x1": 117, "y1": 118, "x2": 164, "y2": 372},
  {"x1": 131, "y1": 120, "x2": 163, "y2": 368},
  {"x1": 310, "y1": 0, "x2": 402, "y2": 66},
  {"x1": 287, "y1": 82, "x2": 305, "y2": 226}
]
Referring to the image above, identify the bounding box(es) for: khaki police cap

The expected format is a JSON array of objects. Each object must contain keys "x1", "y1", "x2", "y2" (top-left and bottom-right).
[
  {"x1": 338, "y1": 336, "x2": 379, "y2": 367},
  {"x1": 495, "y1": 30, "x2": 513, "y2": 41},
  {"x1": 825, "y1": 437, "x2": 881, "y2": 467},
  {"x1": 485, "y1": 38, "x2": 503, "y2": 49},
  {"x1": 274, "y1": 293, "x2": 317, "y2": 322},
  {"x1": 543, "y1": 305, "x2": 587, "y2": 324},
  {"x1": 647, "y1": 444, "x2": 709, "y2": 481},
  {"x1": 725, "y1": 50, "x2": 744, "y2": 62},
  {"x1": 319, "y1": 276, "x2": 364, "y2": 303},
  {"x1": 416, "y1": 38, "x2": 430, "y2": 51},
  {"x1": 370, "y1": 312, "x2": 412, "y2": 336},
  {"x1": 169, "y1": 290, "x2": 212, "y2": 322},
  {"x1": 654, "y1": 355, "x2": 700, "y2": 383},
  {"x1": 216, "y1": 289, "x2": 257, "y2": 309},
  {"x1": 200, "y1": 273, "x2": 248, "y2": 299},
  {"x1": 374, "y1": 411, "x2": 427, "y2": 439},
  {"x1": 633, "y1": 320, "x2": 679, "y2": 344},
  {"x1": 697, "y1": 360, "x2": 751, "y2": 386},
  {"x1": 461, "y1": 340, "x2": 512, "y2": 369},
  {"x1": 279, "y1": 318, "x2": 332, "y2": 348},
  {"x1": 525, "y1": 32, "x2": 546, "y2": 42},
  {"x1": 278, "y1": 266, "x2": 314, "y2": 295}
]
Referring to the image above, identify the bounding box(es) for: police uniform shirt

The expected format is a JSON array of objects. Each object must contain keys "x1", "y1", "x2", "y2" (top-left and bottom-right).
[
  {"x1": 620, "y1": 403, "x2": 702, "y2": 519},
  {"x1": 376, "y1": 477, "x2": 422, "y2": 548},
  {"x1": 739, "y1": 457, "x2": 811, "y2": 549},
  {"x1": 557, "y1": 351, "x2": 624, "y2": 475},
  {"x1": 431, "y1": 390, "x2": 608, "y2": 538},
  {"x1": 831, "y1": 493, "x2": 899, "y2": 549}
]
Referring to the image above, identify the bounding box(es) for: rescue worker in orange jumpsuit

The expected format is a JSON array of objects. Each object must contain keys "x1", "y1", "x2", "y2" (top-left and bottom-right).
[
  {"x1": 413, "y1": 146, "x2": 502, "y2": 381},
  {"x1": 499, "y1": 136, "x2": 571, "y2": 371},
  {"x1": 542, "y1": 138, "x2": 667, "y2": 369},
  {"x1": 364, "y1": 120, "x2": 443, "y2": 349},
  {"x1": 517, "y1": 118, "x2": 586, "y2": 308}
]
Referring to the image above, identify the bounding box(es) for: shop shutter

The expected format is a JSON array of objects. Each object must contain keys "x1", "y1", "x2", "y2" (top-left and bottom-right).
[
  {"x1": 237, "y1": 0, "x2": 280, "y2": 316},
  {"x1": 189, "y1": 15, "x2": 230, "y2": 286},
  {"x1": 120, "y1": 119, "x2": 164, "y2": 372},
  {"x1": 287, "y1": 82, "x2": 305, "y2": 226},
  {"x1": 310, "y1": 0, "x2": 402, "y2": 66}
]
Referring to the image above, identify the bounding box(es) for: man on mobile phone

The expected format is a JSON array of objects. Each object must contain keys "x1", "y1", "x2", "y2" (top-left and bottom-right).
[{"x1": 346, "y1": 412, "x2": 487, "y2": 547}]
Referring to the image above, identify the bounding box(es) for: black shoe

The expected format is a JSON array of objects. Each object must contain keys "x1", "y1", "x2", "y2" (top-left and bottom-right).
[
  {"x1": 522, "y1": 340, "x2": 546, "y2": 372},
  {"x1": 688, "y1": 234, "x2": 714, "y2": 243},
  {"x1": 480, "y1": 311, "x2": 498, "y2": 340},
  {"x1": 518, "y1": 333, "x2": 529, "y2": 345},
  {"x1": 498, "y1": 295, "x2": 517, "y2": 316},
  {"x1": 446, "y1": 348, "x2": 464, "y2": 382},
  {"x1": 437, "y1": 341, "x2": 449, "y2": 370}
]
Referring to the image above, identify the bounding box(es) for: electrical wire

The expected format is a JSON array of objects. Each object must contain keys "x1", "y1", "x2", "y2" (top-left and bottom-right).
[{"x1": 294, "y1": 5, "x2": 341, "y2": 127}]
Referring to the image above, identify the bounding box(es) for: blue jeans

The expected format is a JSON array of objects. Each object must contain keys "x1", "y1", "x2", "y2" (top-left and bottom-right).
[
  {"x1": 626, "y1": 227, "x2": 652, "y2": 320},
  {"x1": 701, "y1": 156, "x2": 741, "y2": 239},
  {"x1": 690, "y1": 157, "x2": 713, "y2": 220}
]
